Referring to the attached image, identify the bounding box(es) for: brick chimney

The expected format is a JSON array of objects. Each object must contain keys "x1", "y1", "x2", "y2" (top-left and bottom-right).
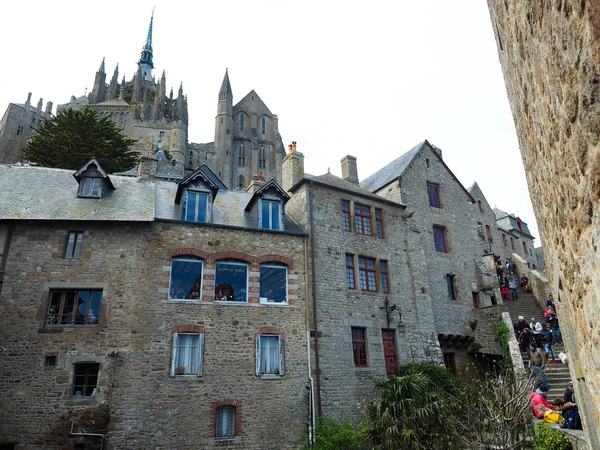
[
  {"x1": 341, "y1": 155, "x2": 359, "y2": 184},
  {"x1": 282, "y1": 141, "x2": 304, "y2": 191}
]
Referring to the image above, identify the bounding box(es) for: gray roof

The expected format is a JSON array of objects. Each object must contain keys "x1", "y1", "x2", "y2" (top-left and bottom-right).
[
  {"x1": 292, "y1": 172, "x2": 405, "y2": 208},
  {"x1": 156, "y1": 151, "x2": 183, "y2": 178},
  {"x1": 0, "y1": 165, "x2": 155, "y2": 221},
  {"x1": 360, "y1": 141, "x2": 425, "y2": 192},
  {"x1": 493, "y1": 208, "x2": 535, "y2": 239}
]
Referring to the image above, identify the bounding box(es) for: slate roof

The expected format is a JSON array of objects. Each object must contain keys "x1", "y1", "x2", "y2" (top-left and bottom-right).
[
  {"x1": 291, "y1": 172, "x2": 405, "y2": 208},
  {"x1": 360, "y1": 141, "x2": 425, "y2": 193},
  {"x1": 0, "y1": 165, "x2": 155, "y2": 221},
  {"x1": 493, "y1": 208, "x2": 535, "y2": 239}
]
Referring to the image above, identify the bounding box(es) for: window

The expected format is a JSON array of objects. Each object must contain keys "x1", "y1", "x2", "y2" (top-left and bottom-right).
[
  {"x1": 216, "y1": 405, "x2": 237, "y2": 439},
  {"x1": 65, "y1": 232, "x2": 84, "y2": 259},
  {"x1": 171, "y1": 333, "x2": 203, "y2": 376},
  {"x1": 477, "y1": 222, "x2": 484, "y2": 238},
  {"x1": 256, "y1": 335, "x2": 284, "y2": 375},
  {"x1": 239, "y1": 113, "x2": 245, "y2": 132},
  {"x1": 0, "y1": 224, "x2": 10, "y2": 272},
  {"x1": 510, "y1": 237, "x2": 515, "y2": 249},
  {"x1": 502, "y1": 233, "x2": 508, "y2": 247},
  {"x1": 183, "y1": 191, "x2": 209, "y2": 223},
  {"x1": 45, "y1": 355, "x2": 57, "y2": 367},
  {"x1": 258, "y1": 146, "x2": 266, "y2": 169},
  {"x1": 215, "y1": 261, "x2": 248, "y2": 302},
  {"x1": 516, "y1": 218, "x2": 523, "y2": 231},
  {"x1": 159, "y1": 131, "x2": 165, "y2": 137},
  {"x1": 485, "y1": 225, "x2": 493, "y2": 241},
  {"x1": 238, "y1": 144, "x2": 245, "y2": 166},
  {"x1": 433, "y1": 225, "x2": 448, "y2": 253},
  {"x1": 380, "y1": 260, "x2": 390, "y2": 293},
  {"x1": 341, "y1": 200, "x2": 351, "y2": 232},
  {"x1": 478, "y1": 200, "x2": 484, "y2": 213},
  {"x1": 375, "y1": 208, "x2": 384, "y2": 238},
  {"x1": 529, "y1": 248, "x2": 533, "y2": 257},
  {"x1": 16, "y1": 125, "x2": 24, "y2": 136},
  {"x1": 523, "y1": 241, "x2": 527, "y2": 255},
  {"x1": 447, "y1": 273, "x2": 457, "y2": 300},
  {"x1": 354, "y1": 203, "x2": 372, "y2": 235},
  {"x1": 261, "y1": 199, "x2": 281, "y2": 230},
  {"x1": 260, "y1": 264, "x2": 287, "y2": 303},
  {"x1": 261, "y1": 116, "x2": 266, "y2": 135},
  {"x1": 46, "y1": 289, "x2": 101, "y2": 326},
  {"x1": 72, "y1": 363, "x2": 99, "y2": 398},
  {"x1": 345, "y1": 254, "x2": 355, "y2": 289},
  {"x1": 358, "y1": 256, "x2": 377, "y2": 291},
  {"x1": 238, "y1": 175, "x2": 245, "y2": 190},
  {"x1": 351, "y1": 327, "x2": 367, "y2": 367},
  {"x1": 79, "y1": 177, "x2": 102, "y2": 198},
  {"x1": 427, "y1": 183, "x2": 442, "y2": 208},
  {"x1": 169, "y1": 257, "x2": 203, "y2": 300}
]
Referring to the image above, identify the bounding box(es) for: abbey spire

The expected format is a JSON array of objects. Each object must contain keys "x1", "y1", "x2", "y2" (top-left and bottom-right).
[
  {"x1": 219, "y1": 68, "x2": 233, "y2": 102},
  {"x1": 138, "y1": 10, "x2": 154, "y2": 81}
]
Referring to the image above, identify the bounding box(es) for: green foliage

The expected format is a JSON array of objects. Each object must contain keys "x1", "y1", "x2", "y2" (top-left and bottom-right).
[
  {"x1": 23, "y1": 108, "x2": 139, "y2": 173},
  {"x1": 496, "y1": 315, "x2": 512, "y2": 366},
  {"x1": 295, "y1": 417, "x2": 366, "y2": 450},
  {"x1": 469, "y1": 319, "x2": 478, "y2": 331},
  {"x1": 161, "y1": 148, "x2": 176, "y2": 165},
  {"x1": 468, "y1": 341, "x2": 483, "y2": 354},
  {"x1": 397, "y1": 363, "x2": 465, "y2": 398},
  {"x1": 533, "y1": 422, "x2": 573, "y2": 450},
  {"x1": 364, "y1": 372, "x2": 461, "y2": 450}
]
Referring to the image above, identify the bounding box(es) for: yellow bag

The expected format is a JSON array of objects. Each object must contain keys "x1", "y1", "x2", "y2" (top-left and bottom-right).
[{"x1": 544, "y1": 410, "x2": 563, "y2": 424}]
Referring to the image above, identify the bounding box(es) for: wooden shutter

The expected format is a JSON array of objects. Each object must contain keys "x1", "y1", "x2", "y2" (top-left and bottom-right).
[
  {"x1": 197, "y1": 334, "x2": 204, "y2": 377},
  {"x1": 255, "y1": 335, "x2": 261, "y2": 376},
  {"x1": 170, "y1": 333, "x2": 178, "y2": 377},
  {"x1": 279, "y1": 337, "x2": 285, "y2": 376}
]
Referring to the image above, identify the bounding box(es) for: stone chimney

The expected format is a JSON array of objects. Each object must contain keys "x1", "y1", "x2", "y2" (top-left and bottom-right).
[
  {"x1": 36, "y1": 98, "x2": 43, "y2": 115},
  {"x1": 137, "y1": 154, "x2": 158, "y2": 181},
  {"x1": 431, "y1": 144, "x2": 443, "y2": 160},
  {"x1": 282, "y1": 141, "x2": 304, "y2": 192},
  {"x1": 341, "y1": 155, "x2": 359, "y2": 184},
  {"x1": 246, "y1": 174, "x2": 267, "y2": 193},
  {"x1": 44, "y1": 101, "x2": 53, "y2": 119}
]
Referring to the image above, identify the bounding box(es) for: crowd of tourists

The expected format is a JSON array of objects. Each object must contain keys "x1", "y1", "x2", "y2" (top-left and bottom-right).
[{"x1": 495, "y1": 257, "x2": 528, "y2": 301}]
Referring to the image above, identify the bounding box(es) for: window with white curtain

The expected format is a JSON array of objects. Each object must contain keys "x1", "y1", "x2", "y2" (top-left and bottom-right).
[
  {"x1": 256, "y1": 335, "x2": 284, "y2": 376},
  {"x1": 170, "y1": 333, "x2": 203, "y2": 376},
  {"x1": 216, "y1": 405, "x2": 236, "y2": 438}
]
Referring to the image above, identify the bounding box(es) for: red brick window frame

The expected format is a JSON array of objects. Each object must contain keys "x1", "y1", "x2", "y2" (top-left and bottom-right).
[
  {"x1": 210, "y1": 400, "x2": 242, "y2": 439},
  {"x1": 351, "y1": 327, "x2": 368, "y2": 367},
  {"x1": 354, "y1": 203, "x2": 372, "y2": 236},
  {"x1": 427, "y1": 183, "x2": 442, "y2": 208},
  {"x1": 341, "y1": 200, "x2": 351, "y2": 232},
  {"x1": 375, "y1": 208, "x2": 384, "y2": 239},
  {"x1": 345, "y1": 254, "x2": 356, "y2": 290},
  {"x1": 380, "y1": 260, "x2": 390, "y2": 293},
  {"x1": 358, "y1": 256, "x2": 377, "y2": 291}
]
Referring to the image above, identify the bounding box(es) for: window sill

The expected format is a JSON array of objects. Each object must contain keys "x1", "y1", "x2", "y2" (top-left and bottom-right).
[
  {"x1": 257, "y1": 373, "x2": 284, "y2": 380},
  {"x1": 259, "y1": 301, "x2": 288, "y2": 306},
  {"x1": 171, "y1": 375, "x2": 203, "y2": 380},
  {"x1": 168, "y1": 298, "x2": 203, "y2": 303},
  {"x1": 65, "y1": 398, "x2": 97, "y2": 406},
  {"x1": 40, "y1": 324, "x2": 99, "y2": 333},
  {"x1": 214, "y1": 300, "x2": 248, "y2": 305},
  {"x1": 209, "y1": 436, "x2": 242, "y2": 446},
  {"x1": 353, "y1": 367, "x2": 377, "y2": 372}
]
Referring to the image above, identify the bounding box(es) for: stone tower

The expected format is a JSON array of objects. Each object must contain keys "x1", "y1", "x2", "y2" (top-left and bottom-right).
[
  {"x1": 89, "y1": 58, "x2": 107, "y2": 104},
  {"x1": 215, "y1": 69, "x2": 234, "y2": 184},
  {"x1": 138, "y1": 11, "x2": 154, "y2": 82}
]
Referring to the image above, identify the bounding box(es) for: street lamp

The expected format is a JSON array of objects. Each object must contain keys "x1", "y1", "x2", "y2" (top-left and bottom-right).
[{"x1": 380, "y1": 297, "x2": 406, "y2": 332}]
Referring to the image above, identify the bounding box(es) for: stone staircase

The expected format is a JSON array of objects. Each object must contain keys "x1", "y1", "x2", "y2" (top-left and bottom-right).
[{"x1": 504, "y1": 291, "x2": 571, "y2": 400}]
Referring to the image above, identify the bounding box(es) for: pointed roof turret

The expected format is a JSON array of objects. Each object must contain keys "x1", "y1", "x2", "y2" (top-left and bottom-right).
[
  {"x1": 99, "y1": 57, "x2": 106, "y2": 73},
  {"x1": 138, "y1": 10, "x2": 154, "y2": 81},
  {"x1": 178, "y1": 82, "x2": 184, "y2": 97},
  {"x1": 219, "y1": 68, "x2": 233, "y2": 102}
]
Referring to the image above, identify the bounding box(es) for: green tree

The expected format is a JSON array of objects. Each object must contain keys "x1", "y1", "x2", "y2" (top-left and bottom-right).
[
  {"x1": 23, "y1": 108, "x2": 139, "y2": 173},
  {"x1": 364, "y1": 372, "x2": 461, "y2": 450}
]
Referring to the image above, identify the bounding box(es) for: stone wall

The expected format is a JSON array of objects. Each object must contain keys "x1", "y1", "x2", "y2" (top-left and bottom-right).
[
  {"x1": 487, "y1": 1, "x2": 600, "y2": 446},
  {"x1": 0, "y1": 220, "x2": 308, "y2": 449},
  {"x1": 471, "y1": 304, "x2": 507, "y2": 356}
]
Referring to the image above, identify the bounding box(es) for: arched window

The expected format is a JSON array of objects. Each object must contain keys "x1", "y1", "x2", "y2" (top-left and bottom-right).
[
  {"x1": 239, "y1": 113, "x2": 245, "y2": 132},
  {"x1": 238, "y1": 175, "x2": 245, "y2": 190},
  {"x1": 261, "y1": 116, "x2": 266, "y2": 135},
  {"x1": 258, "y1": 146, "x2": 266, "y2": 169},
  {"x1": 238, "y1": 144, "x2": 245, "y2": 166}
]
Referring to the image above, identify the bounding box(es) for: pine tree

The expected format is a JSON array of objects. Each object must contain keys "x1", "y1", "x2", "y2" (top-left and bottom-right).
[{"x1": 23, "y1": 108, "x2": 139, "y2": 173}]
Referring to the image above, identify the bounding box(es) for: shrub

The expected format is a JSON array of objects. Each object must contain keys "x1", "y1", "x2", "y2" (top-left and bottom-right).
[
  {"x1": 496, "y1": 315, "x2": 512, "y2": 366},
  {"x1": 397, "y1": 363, "x2": 465, "y2": 397},
  {"x1": 295, "y1": 417, "x2": 366, "y2": 450},
  {"x1": 533, "y1": 422, "x2": 572, "y2": 450}
]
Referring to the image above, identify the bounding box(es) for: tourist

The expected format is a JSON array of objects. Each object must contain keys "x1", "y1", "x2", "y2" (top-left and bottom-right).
[
  {"x1": 529, "y1": 342, "x2": 547, "y2": 387},
  {"x1": 519, "y1": 327, "x2": 533, "y2": 356},
  {"x1": 530, "y1": 385, "x2": 575, "y2": 420},
  {"x1": 530, "y1": 317, "x2": 543, "y2": 347},
  {"x1": 546, "y1": 309, "x2": 563, "y2": 344},
  {"x1": 542, "y1": 324, "x2": 556, "y2": 365},
  {"x1": 508, "y1": 272, "x2": 518, "y2": 301},
  {"x1": 546, "y1": 294, "x2": 557, "y2": 313},
  {"x1": 564, "y1": 381, "x2": 576, "y2": 406},
  {"x1": 520, "y1": 274, "x2": 529, "y2": 292}
]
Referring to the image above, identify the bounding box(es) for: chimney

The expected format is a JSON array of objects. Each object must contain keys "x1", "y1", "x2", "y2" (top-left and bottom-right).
[
  {"x1": 70, "y1": 95, "x2": 76, "y2": 102},
  {"x1": 36, "y1": 98, "x2": 43, "y2": 115},
  {"x1": 341, "y1": 155, "x2": 359, "y2": 184},
  {"x1": 44, "y1": 101, "x2": 53, "y2": 119},
  {"x1": 246, "y1": 174, "x2": 267, "y2": 193},
  {"x1": 282, "y1": 141, "x2": 304, "y2": 191},
  {"x1": 431, "y1": 144, "x2": 443, "y2": 160},
  {"x1": 137, "y1": 154, "x2": 158, "y2": 181}
]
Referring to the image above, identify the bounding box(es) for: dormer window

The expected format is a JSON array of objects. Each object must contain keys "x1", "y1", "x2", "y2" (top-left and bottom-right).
[
  {"x1": 183, "y1": 190, "x2": 210, "y2": 223},
  {"x1": 261, "y1": 199, "x2": 281, "y2": 230},
  {"x1": 80, "y1": 177, "x2": 103, "y2": 198}
]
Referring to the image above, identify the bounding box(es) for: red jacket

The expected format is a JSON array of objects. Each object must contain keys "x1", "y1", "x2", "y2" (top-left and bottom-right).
[{"x1": 531, "y1": 391, "x2": 551, "y2": 419}]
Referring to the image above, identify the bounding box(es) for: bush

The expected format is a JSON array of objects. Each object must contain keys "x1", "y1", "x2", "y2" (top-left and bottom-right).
[
  {"x1": 295, "y1": 417, "x2": 366, "y2": 450},
  {"x1": 533, "y1": 422, "x2": 573, "y2": 450},
  {"x1": 496, "y1": 315, "x2": 512, "y2": 366},
  {"x1": 397, "y1": 363, "x2": 465, "y2": 397}
]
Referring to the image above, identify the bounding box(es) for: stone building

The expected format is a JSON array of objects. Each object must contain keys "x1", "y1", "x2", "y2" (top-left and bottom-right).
[
  {"x1": 283, "y1": 148, "x2": 442, "y2": 420},
  {"x1": 487, "y1": 1, "x2": 600, "y2": 444},
  {"x1": 0, "y1": 158, "x2": 308, "y2": 449},
  {"x1": 0, "y1": 93, "x2": 53, "y2": 164}
]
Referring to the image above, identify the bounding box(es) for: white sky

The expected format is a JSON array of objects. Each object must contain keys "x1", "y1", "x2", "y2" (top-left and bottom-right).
[{"x1": 0, "y1": 0, "x2": 540, "y2": 241}]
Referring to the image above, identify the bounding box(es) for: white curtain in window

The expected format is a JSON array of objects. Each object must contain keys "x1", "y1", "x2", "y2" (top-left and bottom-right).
[
  {"x1": 216, "y1": 406, "x2": 236, "y2": 438},
  {"x1": 171, "y1": 333, "x2": 203, "y2": 376}
]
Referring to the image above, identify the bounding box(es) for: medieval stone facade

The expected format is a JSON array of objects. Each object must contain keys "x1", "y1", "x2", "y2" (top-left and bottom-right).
[{"x1": 488, "y1": 1, "x2": 600, "y2": 445}]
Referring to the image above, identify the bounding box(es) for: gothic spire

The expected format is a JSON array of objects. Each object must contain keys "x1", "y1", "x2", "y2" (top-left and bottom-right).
[
  {"x1": 219, "y1": 68, "x2": 233, "y2": 102},
  {"x1": 99, "y1": 57, "x2": 106, "y2": 73},
  {"x1": 138, "y1": 10, "x2": 154, "y2": 81}
]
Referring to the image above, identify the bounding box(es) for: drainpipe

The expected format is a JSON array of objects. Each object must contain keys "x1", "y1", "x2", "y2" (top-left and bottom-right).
[
  {"x1": 307, "y1": 330, "x2": 316, "y2": 444},
  {"x1": 308, "y1": 181, "x2": 322, "y2": 415},
  {"x1": 69, "y1": 421, "x2": 105, "y2": 450}
]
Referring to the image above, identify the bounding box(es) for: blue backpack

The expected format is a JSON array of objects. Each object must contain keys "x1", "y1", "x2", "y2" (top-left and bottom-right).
[{"x1": 563, "y1": 409, "x2": 582, "y2": 430}]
